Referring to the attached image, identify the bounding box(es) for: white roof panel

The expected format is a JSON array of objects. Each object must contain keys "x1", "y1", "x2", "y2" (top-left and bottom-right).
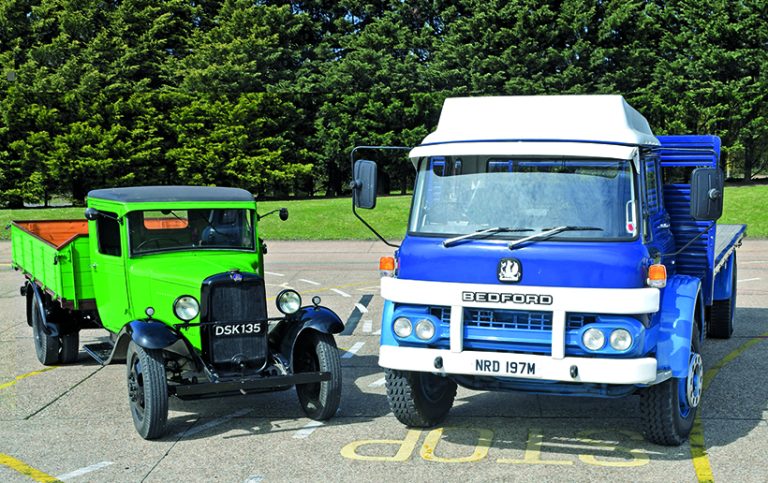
[{"x1": 418, "y1": 95, "x2": 660, "y2": 148}]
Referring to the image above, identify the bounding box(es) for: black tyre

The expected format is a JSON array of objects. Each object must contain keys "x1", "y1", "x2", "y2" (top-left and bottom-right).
[
  {"x1": 385, "y1": 369, "x2": 457, "y2": 427},
  {"x1": 295, "y1": 332, "x2": 342, "y2": 420},
  {"x1": 31, "y1": 292, "x2": 59, "y2": 366},
  {"x1": 708, "y1": 254, "x2": 737, "y2": 339},
  {"x1": 126, "y1": 341, "x2": 168, "y2": 439},
  {"x1": 59, "y1": 332, "x2": 80, "y2": 364},
  {"x1": 640, "y1": 325, "x2": 703, "y2": 446}
]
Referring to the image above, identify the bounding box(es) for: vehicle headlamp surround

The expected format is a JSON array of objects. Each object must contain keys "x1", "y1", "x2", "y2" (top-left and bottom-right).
[
  {"x1": 174, "y1": 295, "x2": 200, "y2": 321},
  {"x1": 276, "y1": 289, "x2": 302, "y2": 315}
]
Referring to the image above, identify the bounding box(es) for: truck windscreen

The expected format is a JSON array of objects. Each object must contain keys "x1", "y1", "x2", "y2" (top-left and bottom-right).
[
  {"x1": 128, "y1": 209, "x2": 255, "y2": 255},
  {"x1": 408, "y1": 157, "x2": 636, "y2": 240}
]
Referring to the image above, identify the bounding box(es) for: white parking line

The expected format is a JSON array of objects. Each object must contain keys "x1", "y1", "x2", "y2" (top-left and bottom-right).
[
  {"x1": 331, "y1": 288, "x2": 351, "y2": 297},
  {"x1": 244, "y1": 476, "x2": 264, "y2": 483},
  {"x1": 293, "y1": 420, "x2": 324, "y2": 439},
  {"x1": 738, "y1": 277, "x2": 761, "y2": 283},
  {"x1": 342, "y1": 341, "x2": 365, "y2": 358},
  {"x1": 265, "y1": 271, "x2": 285, "y2": 277},
  {"x1": 177, "y1": 408, "x2": 253, "y2": 438},
  {"x1": 57, "y1": 461, "x2": 113, "y2": 481},
  {"x1": 355, "y1": 303, "x2": 369, "y2": 313},
  {"x1": 362, "y1": 319, "x2": 373, "y2": 333},
  {"x1": 368, "y1": 377, "x2": 386, "y2": 388},
  {"x1": 298, "y1": 279, "x2": 321, "y2": 286},
  {"x1": 373, "y1": 329, "x2": 381, "y2": 335}
]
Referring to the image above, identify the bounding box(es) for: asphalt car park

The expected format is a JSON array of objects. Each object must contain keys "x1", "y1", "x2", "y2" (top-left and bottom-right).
[{"x1": 0, "y1": 239, "x2": 766, "y2": 482}]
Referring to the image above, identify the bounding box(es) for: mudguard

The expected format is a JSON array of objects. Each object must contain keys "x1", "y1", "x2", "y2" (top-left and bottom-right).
[
  {"x1": 280, "y1": 306, "x2": 344, "y2": 368},
  {"x1": 655, "y1": 275, "x2": 702, "y2": 378},
  {"x1": 125, "y1": 320, "x2": 181, "y2": 350},
  {"x1": 713, "y1": 253, "x2": 735, "y2": 300},
  {"x1": 26, "y1": 282, "x2": 60, "y2": 337}
]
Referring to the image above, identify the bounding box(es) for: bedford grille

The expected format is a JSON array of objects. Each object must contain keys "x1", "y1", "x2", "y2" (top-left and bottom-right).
[{"x1": 201, "y1": 273, "x2": 268, "y2": 374}]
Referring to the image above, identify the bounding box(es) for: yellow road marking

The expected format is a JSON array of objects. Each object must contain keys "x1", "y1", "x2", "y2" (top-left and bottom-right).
[
  {"x1": 0, "y1": 367, "x2": 57, "y2": 391},
  {"x1": 690, "y1": 331, "x2": 768, "y2": 483},
  {"x1": 0, "y1": 453, "x2": 61, "y2": 482}
]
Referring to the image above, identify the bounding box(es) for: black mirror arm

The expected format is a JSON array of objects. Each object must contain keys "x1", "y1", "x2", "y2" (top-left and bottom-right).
[
  {"x1": 257, "y1": 209, "x2": 288, "y2": 222},
  {"x1": 659, "y1": 221, "x2": 716, "y2": 258},
  {"x1": 352, "y1": 202, "x2": 400, "y2": 249}
]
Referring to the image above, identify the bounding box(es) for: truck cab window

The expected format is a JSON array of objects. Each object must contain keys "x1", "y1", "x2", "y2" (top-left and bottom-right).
[
  {"x1": 410, "y1": 156, "x2": 636, "y2": 240},
  {"x1": 96, "y1": 212, "x2": 121, "y2": 256},
  {"x1": 127, "y1": 209, "x2": 255, "y2": 255}
]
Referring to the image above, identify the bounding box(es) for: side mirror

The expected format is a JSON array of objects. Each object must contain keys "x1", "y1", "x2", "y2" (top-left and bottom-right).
[
  {"x1": 279, "y1": 208, "x2": 289, "y2": 221},
  {"x1": 352, "y1": 159, "x2": 378, "y2": 209},
  {"x1": 84, "y1": 208, "x2": 99, "y2": 221},
  {"x1": 690, "y1": 167, "x2": 724, "y2": 221}
]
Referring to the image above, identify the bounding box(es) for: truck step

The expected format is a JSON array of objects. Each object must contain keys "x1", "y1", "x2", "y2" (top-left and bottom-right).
[{"x1": 83, "y1": 342, "x2": 115, "y2": 365}]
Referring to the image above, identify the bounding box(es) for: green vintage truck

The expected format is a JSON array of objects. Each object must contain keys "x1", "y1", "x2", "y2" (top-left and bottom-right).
[{"x1": 11, "y1": 186, "x2": 343, "y2": 439}]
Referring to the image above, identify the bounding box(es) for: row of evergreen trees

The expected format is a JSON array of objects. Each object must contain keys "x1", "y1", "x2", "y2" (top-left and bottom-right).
[{"x1": 1, "y1": 0, "x2": 766, "y2": 207}]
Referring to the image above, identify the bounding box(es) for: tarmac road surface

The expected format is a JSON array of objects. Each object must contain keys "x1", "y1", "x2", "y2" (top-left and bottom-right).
[{"x1": 0, "y1": 239, "x2": 766, "y2": 482}]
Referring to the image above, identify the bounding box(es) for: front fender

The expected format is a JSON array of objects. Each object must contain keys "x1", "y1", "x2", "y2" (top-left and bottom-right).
[
  {"x1": 656, "y1": 275, "x2": 701, "y2": 378},
  {"x1": 126, "y1": 320, "x2": 181, "y2": 350},
  {"x1": 274, "y1": 306, "x2": 344, "y2": 370}
]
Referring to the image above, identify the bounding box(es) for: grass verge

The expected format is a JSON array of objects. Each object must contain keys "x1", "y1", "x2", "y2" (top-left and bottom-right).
[{"x1": 1, "y1": 185, "x2": 764, "y2": 241}]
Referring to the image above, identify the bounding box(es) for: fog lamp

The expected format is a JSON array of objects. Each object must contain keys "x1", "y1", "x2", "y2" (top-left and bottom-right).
[
  {"x1": 276, "y1": 290, "x2": 302, "y2": 315},
  {"x1": 393, "y1": 317, "x2": 412, "y2": 338},
  {"x1": 582, "y1": 328, "x2": 605, "y2": 351}
]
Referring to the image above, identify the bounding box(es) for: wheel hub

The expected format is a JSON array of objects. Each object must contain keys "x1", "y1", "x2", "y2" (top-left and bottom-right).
[{"x1": 686, "y1": 352, "x2": 703, "y2": 408}]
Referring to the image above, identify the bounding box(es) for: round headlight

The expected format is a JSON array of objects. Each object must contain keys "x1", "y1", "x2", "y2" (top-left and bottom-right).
[
  {"x1": 415, "y1": 319, "x2": 435, "y2": 340},
  {"x1": 174, "y1": 296, "x2": 199, "y2": 321},
  {"x1": 582, "y1": 328, "x2": 605, "y2": 351},
  {"x1": 276, "y1": 290, "x2": 302, "y2": 315},
  {"x1": 610, "y1": 329, "x2": 633, "y2": 351},
  {"x1": 393, "y1": 317, "x2": 412, "y2": 338}
]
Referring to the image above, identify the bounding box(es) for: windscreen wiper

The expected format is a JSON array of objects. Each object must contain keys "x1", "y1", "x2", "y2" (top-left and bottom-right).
[
  {"x1": 443, "y1": 227, "x2": 533, "y2": 248},
  {"x1": 508, "y1": 225, "x2": 603, "y2": 250}
]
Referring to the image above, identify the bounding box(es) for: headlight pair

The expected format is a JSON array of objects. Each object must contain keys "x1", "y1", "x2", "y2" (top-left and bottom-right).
[
  {"x1": 393, "y1": 317, "x2": 435, "y2": 340},
  {"x1": 582, "y1": 327, "x2": 633, "y2": 351}
]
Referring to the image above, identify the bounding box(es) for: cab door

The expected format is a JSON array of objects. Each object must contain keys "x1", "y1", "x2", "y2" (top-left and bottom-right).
[{"x1": 89, "y1": 211, "x2": 131, "y2": 333}]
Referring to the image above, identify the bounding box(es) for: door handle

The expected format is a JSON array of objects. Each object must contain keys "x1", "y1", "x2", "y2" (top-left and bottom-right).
[
  {"x1": 91, "y1": 263, "x2": 98, "y2": 271},
  {"x1": 658, "y1": 223, "x2": 670, "y2": 229}
]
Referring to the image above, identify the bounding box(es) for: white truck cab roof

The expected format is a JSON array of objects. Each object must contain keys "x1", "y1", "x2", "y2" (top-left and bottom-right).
[{"x1": 409, "y1": 95, "x2": 660, "y2": 164}]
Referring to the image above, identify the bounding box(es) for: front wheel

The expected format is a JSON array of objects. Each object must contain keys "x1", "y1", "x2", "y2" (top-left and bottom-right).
[
  {"x1": 640, "y1": 325, "x2": 703, "y2": 445},
  {"x1": 385, "y1": 369, "x2": 457, "y2": 427},
  {"x1": 126, "y1": 342, "x2": 168, "y2": 439},
  {"x1": 294, "y1": 332, "x2": 342, "y2": 420}
]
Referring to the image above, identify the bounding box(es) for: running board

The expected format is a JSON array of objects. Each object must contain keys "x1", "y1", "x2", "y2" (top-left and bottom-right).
[{"x1": 83, "y1": 341, "x2": 115, "y2": 365}]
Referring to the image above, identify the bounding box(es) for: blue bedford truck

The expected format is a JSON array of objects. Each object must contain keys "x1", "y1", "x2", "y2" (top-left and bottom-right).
[{"x1": 351, "y1": 95, "x2": 746, "y2": 446}]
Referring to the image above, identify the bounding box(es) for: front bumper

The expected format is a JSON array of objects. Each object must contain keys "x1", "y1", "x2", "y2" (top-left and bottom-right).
[
  {"x1": 170, "y1": 371, "x2": 331, "y2": 398},
  {"x1": 379, "y1": 346, "x2": 657, "y2": 384}
]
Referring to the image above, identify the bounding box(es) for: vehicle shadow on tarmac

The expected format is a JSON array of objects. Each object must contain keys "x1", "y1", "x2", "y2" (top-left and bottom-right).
[
  {"x1": 434, "y1": 306, "x2": 768, "y2": 459},
  {"x1": 150, "y1": 354, "x2": 391, "y2": 442}
]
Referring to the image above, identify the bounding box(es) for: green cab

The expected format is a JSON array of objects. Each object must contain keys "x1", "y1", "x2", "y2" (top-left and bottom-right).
[{"x1": 12, "y1": 186, "x2": 343, "y2": 439}]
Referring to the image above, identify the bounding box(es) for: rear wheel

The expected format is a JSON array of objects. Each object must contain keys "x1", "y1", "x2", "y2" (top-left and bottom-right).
[
  {"x1": 59, "y1": 332, "x2": 80, "y2": 364},
  {"x1": 295, "y1": 332, "x2": 342, "y2": 420},
  {"x1": 385, "y1": 369, "x2": 457, "y2": 427},
  {"x1": 640, "y1": 325, "x2": 703, "y2": 445},
  {"x1": 126, "y1": 342, "x2": 168, "y2": 439},
  {"x1": 31, "y1": 292, "x2": 59, "y2": 366},
  {"x1": 708, "y1": 254, "x2": 737, "y2": 339}
]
